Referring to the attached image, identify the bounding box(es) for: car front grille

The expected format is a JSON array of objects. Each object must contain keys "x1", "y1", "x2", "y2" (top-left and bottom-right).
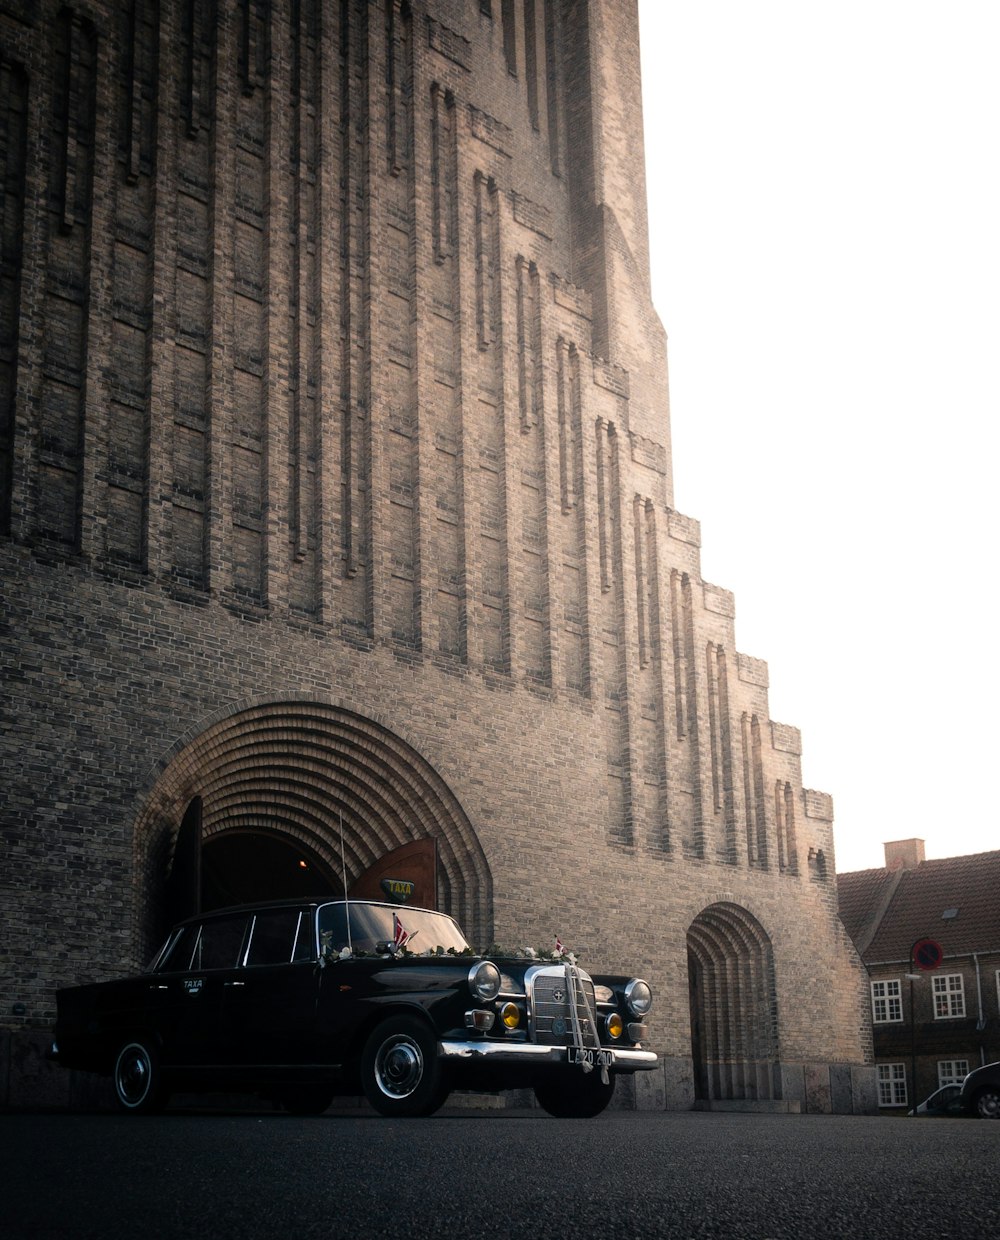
[{"x1": 527, "y1": 964, "x2": 599, "y2": 1047}]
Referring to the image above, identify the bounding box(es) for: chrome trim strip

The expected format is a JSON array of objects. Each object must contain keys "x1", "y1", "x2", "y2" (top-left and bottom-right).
[{"x1": 437, "y1": 1040, "x2": 657, "y2": 1069}]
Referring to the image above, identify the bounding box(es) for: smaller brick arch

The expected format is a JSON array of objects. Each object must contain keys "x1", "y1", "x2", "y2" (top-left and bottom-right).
[
  {"x1": 687, "y1": 903, "x2": 780, "y2": 1103},
  {"x1": 131, "y1": 701, "x2": 492, "y2": 964}
]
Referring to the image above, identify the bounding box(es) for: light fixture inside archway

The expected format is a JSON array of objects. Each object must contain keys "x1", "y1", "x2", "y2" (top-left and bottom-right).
[{"x1": 133, "y1": 701, "x2": 493, "y2": 961}]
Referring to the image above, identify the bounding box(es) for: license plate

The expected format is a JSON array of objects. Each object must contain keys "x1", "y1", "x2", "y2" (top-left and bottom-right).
[{"x1": 567, "y1": 1047, "x2": 614, "y2": 1068}]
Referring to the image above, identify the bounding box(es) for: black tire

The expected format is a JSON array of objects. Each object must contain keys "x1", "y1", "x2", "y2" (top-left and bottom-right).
[
  {"x1": 278, "y1": 1086, "x2": 335, "y2": 1116},
  {"x1": 973, "y1": 1086, "x2": 1000, "y2": 1119},
  {"x1": 534, "y1": 1070, "x2": 616, "y2": 1118},
  {"x1": 361, "y1": 1015, "x2": 448, "y2": 1117},
  {"x1": 113, "y1": 1038, "x2": 169, "y2": 1115}
]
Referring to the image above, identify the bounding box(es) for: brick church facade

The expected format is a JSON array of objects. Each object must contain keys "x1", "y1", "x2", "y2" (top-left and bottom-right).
[{"x1": 0, "y1": 0, "x2": 875, "y2": 1110}]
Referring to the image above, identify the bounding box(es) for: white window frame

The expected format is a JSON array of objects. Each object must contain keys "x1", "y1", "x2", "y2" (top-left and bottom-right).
[
  {"x1": 877, "y1": 1062, "x2": 908, "y2": 1107},
  {"x1": 937, "y1": 1060, "x2": 970, "y2": 1088},
  {"x1": 871, "y1": 978, "x2": 903, "y2": 1023},
  {"x1": 932, "y1": 973, "x2": 966, "y2": 1019}
]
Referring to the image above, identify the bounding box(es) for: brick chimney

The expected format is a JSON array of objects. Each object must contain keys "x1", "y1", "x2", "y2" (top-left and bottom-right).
[{"x1": 884, "y1": 838, "x2": 926, "y2": 871}]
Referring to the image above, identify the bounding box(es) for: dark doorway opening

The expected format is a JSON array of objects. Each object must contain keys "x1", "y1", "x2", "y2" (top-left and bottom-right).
[
  {"x1": 686, "y1": 902, "x2": 780, "y2": 1103},
  {"x1": 201, "y1": 832, "x2": 339, "y2": 911}
]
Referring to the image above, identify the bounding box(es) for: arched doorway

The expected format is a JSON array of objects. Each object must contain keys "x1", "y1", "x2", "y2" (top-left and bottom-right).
[
  {"x1": 686, "y1": 903, "x2": 780, "y2": 1103},
  {"x1": 200, "y1": 831, "x2": 339, "y2": 910},
  {"x1": 132, "y1": 701, "x2": 492, "y2": 962}
]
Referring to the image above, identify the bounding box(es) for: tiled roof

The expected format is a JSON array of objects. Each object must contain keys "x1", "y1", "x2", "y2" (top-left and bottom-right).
[
  {"x1": 838, "y1": 850, "x2": 1000, "y2": 964},
  {"x1": 837, "y1": 866, "x2": 901, "y2": 951}
]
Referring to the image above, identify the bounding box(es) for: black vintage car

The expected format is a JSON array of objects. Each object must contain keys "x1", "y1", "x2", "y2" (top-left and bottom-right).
[{"x1": 51, "y1": 900, "x2": 657, "y2": 1117}]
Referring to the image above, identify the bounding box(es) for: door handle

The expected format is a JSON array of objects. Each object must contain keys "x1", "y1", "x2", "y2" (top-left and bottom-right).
[
  {"x1": 224, "y1": 981, "x2": 246, "y2": 988},
  {"x1": 148, "y1": 984, "x2": 168, "y2": 990}
]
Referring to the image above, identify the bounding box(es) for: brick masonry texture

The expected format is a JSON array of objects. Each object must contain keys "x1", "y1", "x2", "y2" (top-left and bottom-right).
[{"x1": 0, "y1": 0, "x2": 874, "y2": 1112}]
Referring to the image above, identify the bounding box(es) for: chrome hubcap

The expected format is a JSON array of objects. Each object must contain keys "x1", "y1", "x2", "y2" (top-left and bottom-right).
[
  {"x1": 978, "y1": 1090, "x2": 1000, "y2": 1119},
  {"x1": 374, "y1": 1036, "x2": 423, "y2": 1099},
  {"x1": 117, "y1": 1049, "x2": 150, "y2": 1106}
]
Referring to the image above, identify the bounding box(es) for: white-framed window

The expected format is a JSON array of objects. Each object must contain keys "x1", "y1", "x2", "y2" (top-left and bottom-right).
[
  {"x1": 938, "y1": 1060, "x2": 970, "y2": 1088},
  {"x1": 932, "y1": 973, "x2": 965, "y2": 1019},
  {"x1": 871, "y1": 978, "x2": 903, "y2": 1023},
  {"x1": 877, "y1": 1062, "x2": 908, "y2": 1107}
]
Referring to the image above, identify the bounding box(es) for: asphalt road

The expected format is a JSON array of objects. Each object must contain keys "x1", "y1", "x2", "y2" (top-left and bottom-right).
[{"x1": 2, "y1": 1105, "x2": 997, "y2": 1240}]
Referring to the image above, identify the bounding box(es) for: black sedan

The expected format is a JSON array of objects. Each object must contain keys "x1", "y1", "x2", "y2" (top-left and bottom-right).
[
  {"x1": 958, "y1": 1061, "x2": 1000, "y2": 1119},
  {"x1": 51, "y1": 899, "x2": 657, "y2": 1118}
]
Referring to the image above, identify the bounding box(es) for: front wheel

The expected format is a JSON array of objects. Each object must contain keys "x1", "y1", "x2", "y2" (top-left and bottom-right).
[
  {"x1": 534, "y1": 1070, "x2": 616, "y2": 1118},
  {"x1": 361, "y1": 1016, "x2": 448, "y2": 1117},
  {"x1": 974, "y1": 1086, "x2": 1000, "y2": 1119},
  {"x1": 113, "y1": 1038, "x2": 169, "y2": 1114}
]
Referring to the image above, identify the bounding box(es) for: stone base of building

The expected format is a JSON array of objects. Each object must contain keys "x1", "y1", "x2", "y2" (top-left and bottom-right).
[
  {"x1": 693, "y1": 1099, "x2": 802, "y2": 1113},
  {"x1": 637, "y1": 1056, "x2": 877, "y2": 1115}
]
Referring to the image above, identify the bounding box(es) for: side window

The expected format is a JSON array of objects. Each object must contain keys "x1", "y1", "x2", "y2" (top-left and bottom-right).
[
  {"x1": 937, "y1": 1059, "x2": 970, "y2": 1088},
  {"x1": 245, "y1": 910, "x2": 305, "y2": 967},
  {"x1": 871, "y1": 979, "x2": 902, "y2": 1023},
  {"x1": 192, "y1": 917, "x2": 248, "y2": 970},
  {"x1": 157, "y1": 925, "x2": 198, "y2": 973},
  {"x1": 877, "y1": 1063, "x2": 907, "y2": 1107},
  {"x1": 292, "y1": 911, "x2": 314, "y2": 962},
  {"x1": 932, "y1": 973, "x2": 966, "y2": 1019}
]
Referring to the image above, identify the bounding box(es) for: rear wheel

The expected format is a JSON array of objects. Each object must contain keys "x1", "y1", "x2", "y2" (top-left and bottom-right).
[
  {"x1": 361, "y1": 1016, "x2": 448, "y2": 1117},
  {"x1": 113, "y1": 1038, "x2": 169, "y2": 1114},
  {"x1": 974, "y1": 1086, "x2": 1000, "y2": 1119},
  {"x1": 534, "y1": 1070, "x2": 616, "y2": 1118}
]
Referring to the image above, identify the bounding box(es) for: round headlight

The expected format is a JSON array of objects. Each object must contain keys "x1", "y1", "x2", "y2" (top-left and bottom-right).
[
  {"x1": 501, "y1": 1002, "x2": 521, "y2": 1030},
  {"x1": 606, "y1": 1012, "x2": 623, "y2": 1040},
  {"x1": 624, "y1": 978, "x2": 652, "y2": 1017},
  {"x1": 468, "y1": 960, "x2": 501, "y2": 1002}
]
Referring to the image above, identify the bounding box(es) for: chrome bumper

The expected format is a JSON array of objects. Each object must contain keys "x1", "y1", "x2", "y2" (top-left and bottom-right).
[{"x1": 438, "y1": 1039, "x2": 658, "y2": 1070}]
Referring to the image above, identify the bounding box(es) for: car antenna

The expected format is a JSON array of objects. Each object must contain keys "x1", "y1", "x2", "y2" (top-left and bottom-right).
[{"x1": 339, "y1": 810, "x2": 353, "y2": 955}]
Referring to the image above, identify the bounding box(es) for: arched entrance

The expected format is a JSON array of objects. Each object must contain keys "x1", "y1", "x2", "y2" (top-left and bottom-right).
[
  {"x1": 686, "y1": 903, "x2": 780, "y2": 1103},
  {"x1": 200, "y1": 831, "x2": 339, "y2": 910},
  {"x1": 132, "y1": 701, "x2": 492, "y2": 962}
]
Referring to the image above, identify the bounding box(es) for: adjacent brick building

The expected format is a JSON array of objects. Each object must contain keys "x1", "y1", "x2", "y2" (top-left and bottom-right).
[
  {"x1": 0, "y1": 0, "x2": 874, "y2": 1111},
  {"x1": 839, "y1": 840, "x2": 1000, "y2": 1112}
]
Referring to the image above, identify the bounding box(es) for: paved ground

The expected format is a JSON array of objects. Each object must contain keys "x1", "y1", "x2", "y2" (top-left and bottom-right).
[{"x1": 2, "y1": 1106, "x2": 997, "y2": 1239}]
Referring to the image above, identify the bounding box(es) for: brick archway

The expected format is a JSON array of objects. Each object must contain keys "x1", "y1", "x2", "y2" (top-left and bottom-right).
[
  {"x1": 132, "y1": 701, "x2": 492, "y2": 962},
  {"x1": 687, "y1": 903, "x2": 780, "y2": 1103}
]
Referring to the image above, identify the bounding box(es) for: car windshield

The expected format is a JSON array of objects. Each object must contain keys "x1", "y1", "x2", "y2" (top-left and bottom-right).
[{"x1": 317, "y1": 902, "x2": 471, "y2": 956}]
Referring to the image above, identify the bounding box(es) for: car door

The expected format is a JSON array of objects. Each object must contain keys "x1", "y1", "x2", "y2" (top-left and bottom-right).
[
  {"x1": 146, "y1": 915, "x2": 250, "y2": 1067},
  {"x1": 220, "y1": 908, "x2": 323, "y2": 1067}
]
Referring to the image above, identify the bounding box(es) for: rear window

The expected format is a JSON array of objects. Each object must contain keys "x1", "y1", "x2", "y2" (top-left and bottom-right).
[
  {"x1": 196, "y1": 918, "x2": 248, "y2": 969},
  {"x1": 245, "y1": 910, "x2": 312, "y2": 967},
  {"x1": 156, "y1": 925, "x2": 198, "y2": 972}
]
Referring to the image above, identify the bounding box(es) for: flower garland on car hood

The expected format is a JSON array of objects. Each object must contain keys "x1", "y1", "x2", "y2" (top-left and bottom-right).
[{"x1": 323, "y1": 934, "x2": 578, "y2": 964}]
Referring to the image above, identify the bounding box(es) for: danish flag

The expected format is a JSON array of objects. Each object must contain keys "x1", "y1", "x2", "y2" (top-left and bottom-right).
[
  {"x1": 393, "y1": 913, "x2": 411, "y2": 949},
  {"x1": 554, "y1": 936, "x2": 564, "y2": 955}
]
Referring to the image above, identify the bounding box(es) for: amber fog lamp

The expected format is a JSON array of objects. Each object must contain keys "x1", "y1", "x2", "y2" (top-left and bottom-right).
[
  {"x1": 469, "y1": 960, "x2": 501, "y2": 1002},
  {"x1": 624, "y1": 978, "x2": 652, "y2": 1018},
  {"x1": 606, "y1": 1012, "x2": 623, "y2": 1040},
  {"x1": 501, "y1": 1002, "x2": 521, "y2": 1030}
]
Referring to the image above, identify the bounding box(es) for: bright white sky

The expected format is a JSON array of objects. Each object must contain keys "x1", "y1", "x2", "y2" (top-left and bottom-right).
[{"x1": 637, "y1": 0, "x2": 999, "y2": 873}]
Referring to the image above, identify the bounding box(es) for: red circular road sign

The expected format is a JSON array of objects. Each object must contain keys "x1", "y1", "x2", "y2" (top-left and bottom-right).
[{"x1": 912, "y1": 938, "x2": 944, "y2": 970}]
